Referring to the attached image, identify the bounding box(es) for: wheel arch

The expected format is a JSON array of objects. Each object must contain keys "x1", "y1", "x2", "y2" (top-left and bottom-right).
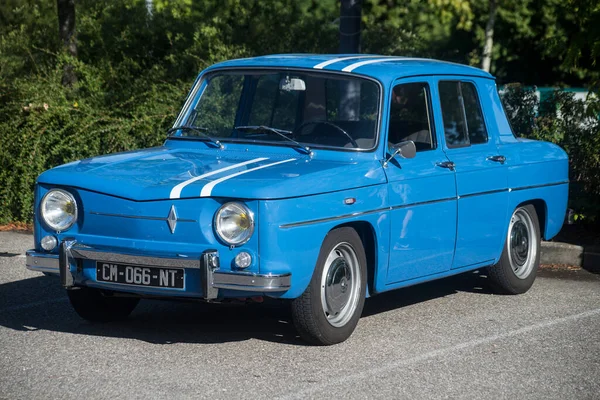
[
  {"x1": 516, "y1": 199, "x2": 547, "y2": 239},
  {"x1": 333, "y1": 220, "x2": 377, "y2": 297}
]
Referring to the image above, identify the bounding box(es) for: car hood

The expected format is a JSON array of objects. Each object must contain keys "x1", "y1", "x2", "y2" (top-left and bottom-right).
[{"x1": 37, "y1": 147, "x2": 386, "y2": 201}]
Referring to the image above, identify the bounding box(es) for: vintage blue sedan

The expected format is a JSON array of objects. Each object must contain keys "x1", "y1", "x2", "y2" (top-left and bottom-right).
[{"x1": 26, "y1": 54, "x2": 569, "y2": 345}]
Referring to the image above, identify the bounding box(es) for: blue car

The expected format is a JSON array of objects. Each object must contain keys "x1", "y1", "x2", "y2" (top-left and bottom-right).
[{"x1": 26, "y1": 54, "x2": 569, "y2": 345}]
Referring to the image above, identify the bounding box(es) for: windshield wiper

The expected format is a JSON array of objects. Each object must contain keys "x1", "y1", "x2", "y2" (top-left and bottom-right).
[
  {"x1": 234, "y1": 125, "x2": 312, "y2": 155},
  {"x1": 167, "y1": 125, "x2": 223, "y2": 148}
]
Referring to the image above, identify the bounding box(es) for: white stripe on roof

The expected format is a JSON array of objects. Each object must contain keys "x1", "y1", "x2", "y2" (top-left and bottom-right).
[
  {"x1": 170, "y1": 157, "x2": 268, "y2": 199},
  {"x1": 200, "y1": 158, "x2": 296, "y2": 197},
  {"x1": 342, "y1": 58, "x2": 422, "y2": 72},
  {"x1": 313, "y1": 55, "x2": 384, "y2": 70}
]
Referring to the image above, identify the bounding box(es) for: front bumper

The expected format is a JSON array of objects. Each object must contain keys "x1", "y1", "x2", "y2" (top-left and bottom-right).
[{"x1": 26, "y1": 241, "x2": 291, "y2": 299}]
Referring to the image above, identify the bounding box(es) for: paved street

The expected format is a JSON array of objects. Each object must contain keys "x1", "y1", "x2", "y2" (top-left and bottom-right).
[{"x1": 1, "y1": 232, "x2": 599, "y2": 399}]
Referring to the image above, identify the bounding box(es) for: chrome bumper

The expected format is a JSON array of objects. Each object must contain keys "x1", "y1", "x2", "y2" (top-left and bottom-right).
[{"x1": 26, "y1": 241, "x2": 291, "y2": 299}]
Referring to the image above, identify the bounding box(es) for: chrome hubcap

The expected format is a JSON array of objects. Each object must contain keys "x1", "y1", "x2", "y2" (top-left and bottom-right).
[
  {"x1": 507, "y1": 208, "x2": 537, "y2": 279},
  {"x1": 320, "y1": 242, "x2": 361, "y2": 327}
]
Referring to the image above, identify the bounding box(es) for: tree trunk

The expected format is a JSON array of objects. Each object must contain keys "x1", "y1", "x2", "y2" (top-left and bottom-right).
[
  {"x1": 57, "y1": 0, "x2": 77, "y2": 87},
  {"x1": 481, "y1": 0, "x2": 497, "y2": 73},
  {"x1": 339, "y1": 0, "x2": 361, "y2": 54},
  {"x1": 339, "y1": 0, "x2": 362, "y2": 121},
  {"x1": 145, "y1": 0, "x2": 153, "y2": 17}
]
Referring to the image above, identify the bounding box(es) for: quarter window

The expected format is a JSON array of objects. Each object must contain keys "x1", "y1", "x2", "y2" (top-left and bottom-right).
[{"x1": 438, "y1": 81, "x2": 488, "y2": 147}]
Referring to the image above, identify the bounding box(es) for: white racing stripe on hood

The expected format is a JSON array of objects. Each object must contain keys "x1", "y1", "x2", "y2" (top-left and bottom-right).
[
  {"x1": 313, "y1": 55, "x2": 383, "y2": 70},
  {"x1": 200, "y1": 158, "x2": 297, "y2": 197},
  {"x1": 170, "y1": 157, "x2": 268, "y2": 199}
]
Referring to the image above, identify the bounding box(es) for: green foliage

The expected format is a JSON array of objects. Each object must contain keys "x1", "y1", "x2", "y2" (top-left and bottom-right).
[
  {"x1": 0, "y1": 64, "x2": 186, "y2": 222},
  {"x1": 501, "y1": 84, "x2": 600, "y2": 222},
  {"x1": 0, "y1": 0, "x2": 598, "y2": 223}
]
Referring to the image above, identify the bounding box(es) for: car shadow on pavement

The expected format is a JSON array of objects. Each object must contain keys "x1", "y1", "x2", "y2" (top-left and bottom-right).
[
  {"x1": 0, "y1": 271, "x2": 494, "y2": 346},
  {"x1": 362, "y1": 270, "x2": 495, "y2": 317}
]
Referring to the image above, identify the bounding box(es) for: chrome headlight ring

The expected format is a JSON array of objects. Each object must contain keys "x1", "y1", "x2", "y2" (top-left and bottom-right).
[
  {"x1": 40, "y1": 189, "x2": 78, "y2": 232},
  {"x1": 214, "y1": 202, "x2": 255, "y2": 246}
]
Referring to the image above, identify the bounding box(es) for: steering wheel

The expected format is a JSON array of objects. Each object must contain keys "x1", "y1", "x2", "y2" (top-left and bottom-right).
[{"x1": 292, "y1": 121, "x2": 358, "y2": 148}]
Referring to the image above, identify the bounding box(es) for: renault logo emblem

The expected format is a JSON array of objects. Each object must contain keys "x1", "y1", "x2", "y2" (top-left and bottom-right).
[{"x1": 167, "y1": 205, "x2": 178, "y2": 234}]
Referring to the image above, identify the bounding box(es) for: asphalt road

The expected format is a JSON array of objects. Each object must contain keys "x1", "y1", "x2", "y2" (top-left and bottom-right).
[{"x1": 1, "y1": 232, "x2": 599, "y2": 399}]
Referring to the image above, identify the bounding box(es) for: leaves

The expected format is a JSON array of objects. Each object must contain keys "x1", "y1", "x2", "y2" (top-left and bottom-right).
[
  {"x1": 501, "y1": 85, "x2": 600, "y2": 221},
  {"x1": 0, "y1": 0, "x2": 598, "y2": 222}
]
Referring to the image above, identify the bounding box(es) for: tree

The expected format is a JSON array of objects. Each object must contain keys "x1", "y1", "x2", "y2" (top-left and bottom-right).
[
  {"x1": 57, "y1": 0, "x2": 77, "y2": 87},
  {"x1": 339, "y1": 0, "x2": 362, "y2": 53},
  {"x1": 339, "y1": 0, "x2": 363, "y2": 120},
  {"x1": 481, "y1": 0, "x2": 497, "y2": 72},
  {"x1": 557, "y1": 0, "x2": 600, "y2": 86}
]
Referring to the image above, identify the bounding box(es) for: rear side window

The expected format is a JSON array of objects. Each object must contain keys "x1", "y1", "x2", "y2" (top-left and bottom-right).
[{"x1": 439, "y1": 81, "x2": 488, "y2": 147}]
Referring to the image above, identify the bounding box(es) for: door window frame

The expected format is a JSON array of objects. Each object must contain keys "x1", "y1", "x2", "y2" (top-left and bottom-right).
[
  {"x1": 437, "y1": 79, "x2": 489, "y2": 149},
  {"x1": 385, "y1": 78, "x2": 438, "y2": 155}
]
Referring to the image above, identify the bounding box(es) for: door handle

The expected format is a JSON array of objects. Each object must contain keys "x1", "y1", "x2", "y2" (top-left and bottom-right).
[
  {"x1": 487, "y1": 155, "x2": 506, "y2": 164},
  {"x1": 436, "y1": 161, "x2": 456, "y2": 171}
]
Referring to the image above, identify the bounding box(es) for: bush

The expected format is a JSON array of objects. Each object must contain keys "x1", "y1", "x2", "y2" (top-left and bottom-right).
[
  {"x1": 0, "y1": 0, "x2": 342, "y2": 224},
  {"x1": 0, "y1": 64, "x2": 188, "y2": 223},
  {"x1": 501, "y1": 84, "x2": 600, "y2": 222},
  {"x1": 1, "y1": 1, "x2": 598, "y2": 225}
]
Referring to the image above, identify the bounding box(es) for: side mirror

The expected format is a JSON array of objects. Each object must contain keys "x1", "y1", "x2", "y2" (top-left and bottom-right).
[{"x1": 384, "y1": 140, "x2": 416, "y2": 167}]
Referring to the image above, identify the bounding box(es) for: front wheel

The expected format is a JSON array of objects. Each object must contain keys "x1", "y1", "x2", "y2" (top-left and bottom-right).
[
  {"x1": 487, "y1": 204, "x2": 541, "y2": 294},
  {"x1": 67, "y1": 287, "x2": 140, "y2": 322},
  {"x1": 291, "y1": 227, "x2": 367, "y2": 345}
]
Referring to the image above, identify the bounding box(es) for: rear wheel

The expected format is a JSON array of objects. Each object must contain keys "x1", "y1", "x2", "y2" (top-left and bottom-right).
[
  {"x1": 67, "y1": 287, "x2": 140, "y2": 322},
  {"x1": 291, "y1": 227, "x2": 367, "y2": 345},
  {"x1": 487, "y1": 204, "x2": 540, "y2": 294}
]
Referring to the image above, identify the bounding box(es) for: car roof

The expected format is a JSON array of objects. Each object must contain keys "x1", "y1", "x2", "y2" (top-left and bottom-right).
[{"x1": 205, "y1": 54, "x2": 494, "y2": 82}]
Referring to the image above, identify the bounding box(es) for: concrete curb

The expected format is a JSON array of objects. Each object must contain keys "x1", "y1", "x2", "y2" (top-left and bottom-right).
[
  {"x1": 541, "y1": 241, "x2": 584, "y2": 266},
  {"x1": 541, "y1": 241, "x2": 599, "y2": 272}
]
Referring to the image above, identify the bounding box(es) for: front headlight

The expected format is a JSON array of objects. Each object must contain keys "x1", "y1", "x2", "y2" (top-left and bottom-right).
[
  {"x1": 40, "y1": 189, "x2": 78, "y2": 232},
  {"x1": 214, "y1": 202, "x2": 254, "y2": 246}
]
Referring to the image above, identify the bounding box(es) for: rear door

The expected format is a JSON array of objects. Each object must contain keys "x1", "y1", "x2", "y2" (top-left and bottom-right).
[
  {"x1": 436, "y1": 78, "x2": 508, "y2": 269},
  {"x1": 384, "y1": 77, "x2": 457, "y2": 284}
]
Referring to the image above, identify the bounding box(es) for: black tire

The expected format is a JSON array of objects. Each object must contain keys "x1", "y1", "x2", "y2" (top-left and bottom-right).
[
  {"x1": 291, "y1": 227, "x2": 367, "y2": 345},
  {"x1": 67, "y1": 287, "x2": 140, "y2": 322},
  {"x1": 487, "y1": 204, "x2": 541, "y2": 295}
]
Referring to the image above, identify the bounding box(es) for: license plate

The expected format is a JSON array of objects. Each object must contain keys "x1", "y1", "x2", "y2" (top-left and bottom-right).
[{"x1": 96, "y1": 262, "x2": 184, "y2": 289}]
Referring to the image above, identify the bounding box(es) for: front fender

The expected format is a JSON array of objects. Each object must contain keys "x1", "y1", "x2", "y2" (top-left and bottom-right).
[{"x1": 258, "y1": 184, "x2": 390, "y2": 299}]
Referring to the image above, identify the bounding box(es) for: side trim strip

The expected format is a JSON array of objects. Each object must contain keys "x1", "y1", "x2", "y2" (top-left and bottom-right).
[
  {"x1": 281, "y1": 197, "x2": 456, "y2": 228},
  {"x1": 200, "y1": 158, "x2": 296, "y2": 197},
  {"x1": 391, "y1": 197, "x2": 456, "y2": 210},
  {"x1": 342, "y1": 57, "x2": 421, "y2": 72},
  {"x1": 313, "y1": 55, "x2": 384, "y2": 70},
  {"x1": 279, "y1": 181, "x2": 568, "y2": 229},
  {"x1": 169, "y1": 157, "x2": 268, "y2": 199},
  {"x1": 459, "y1": 188, "x2": 508, "y2": 199},
  {"x1": 510, "y1": 180, "x2": 569, "y2": 192},
  {"x1": 280, "y1": 207, "x2": 389, "y2": 229}
]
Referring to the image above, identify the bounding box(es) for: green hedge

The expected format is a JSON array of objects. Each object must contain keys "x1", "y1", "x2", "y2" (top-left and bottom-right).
[{"x1": 0, "y1": 65, "x2": 187, "y2": 223}]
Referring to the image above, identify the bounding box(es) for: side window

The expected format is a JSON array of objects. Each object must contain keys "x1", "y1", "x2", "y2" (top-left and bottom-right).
[
  {"x1": 461, "y1": 82, "x2": 488, "y2": 144},
  {"x1": 439, "y1": 81, "x2": 468, "y2": 147},
  {"x1": 387, "y1": 82, "x2": 435, "y2": 152},
  {"x1": 438, "y1": 80, "x2": 488, "y2": 147}
]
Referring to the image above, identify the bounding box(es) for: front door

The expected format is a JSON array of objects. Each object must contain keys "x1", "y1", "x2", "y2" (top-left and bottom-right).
[
  {"x1": 436, "y1": 79, "x2": 508, "y2": 268},
  {"x1": 384, "y1": 78, "x2": 457, "y2": 284}
]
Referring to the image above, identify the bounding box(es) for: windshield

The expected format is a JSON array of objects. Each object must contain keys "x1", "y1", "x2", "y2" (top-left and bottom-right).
[{"x1": 172, "y1": 70, "x2": 381, "y2": 150}]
